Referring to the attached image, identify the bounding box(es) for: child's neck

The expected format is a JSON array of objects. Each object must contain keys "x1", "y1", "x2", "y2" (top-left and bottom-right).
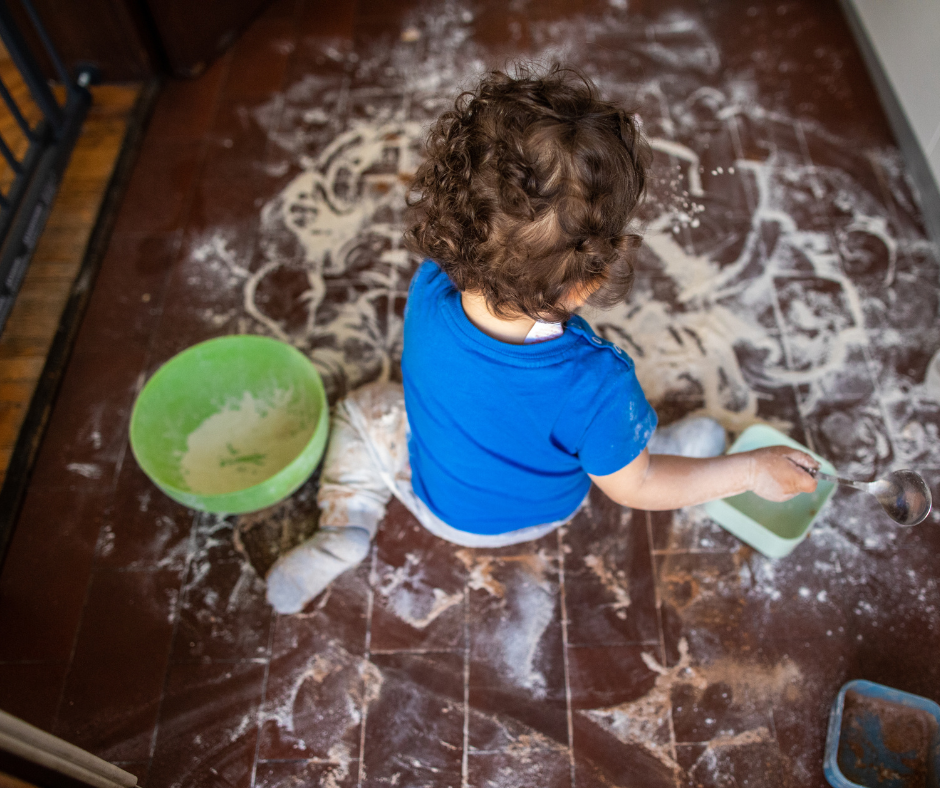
[{"x1": 460, "y1": 292, "x2": 537, "y2": 345}]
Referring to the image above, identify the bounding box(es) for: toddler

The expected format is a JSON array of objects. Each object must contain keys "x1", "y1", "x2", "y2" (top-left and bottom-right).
[{"x1": 266, "y1": 64, "x2": 818, "y2": 614}]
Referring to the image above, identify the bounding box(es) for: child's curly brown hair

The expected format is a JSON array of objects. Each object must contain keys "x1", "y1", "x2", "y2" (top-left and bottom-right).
[{"x1": 405, "y1": 63, "x2": 651, "y2": 322}]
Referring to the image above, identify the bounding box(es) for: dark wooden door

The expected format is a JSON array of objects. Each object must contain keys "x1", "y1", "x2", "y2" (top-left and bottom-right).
[
  {"x1": 10, "y1": 0, "x2": 160, "y2": 81},
  {"x1": 145, "y1": 0, "x2": 273, "y2": 76},
  {"x1": 11, "y1": 0, "x2": 274, "y2": 81}
]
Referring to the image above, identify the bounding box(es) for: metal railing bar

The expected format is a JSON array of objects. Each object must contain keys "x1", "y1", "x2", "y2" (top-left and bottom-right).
[
  {"x1": 0, "y1": 74, "x2": 36, "y2": 140},
  {"x1": 0, "y1": 133, "x2": 22, "y2": 173},
  {"x1": 0, "y1": 3, "x2": 63, "y2": 137},
  {"x1": 1, "y1": 149, "x2": 57, "y2": 299},
  {"x1": 0, "y1": 116, "x2": 46, "y2": 247},
  {"x1": 17, "y1": 0, "x2": 69, "y2": 89}
]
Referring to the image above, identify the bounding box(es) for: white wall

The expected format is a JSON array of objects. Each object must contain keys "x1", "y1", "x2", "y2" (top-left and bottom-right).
[{"x1": 846, "y1": 0, "x2": 940, "y2": 194}]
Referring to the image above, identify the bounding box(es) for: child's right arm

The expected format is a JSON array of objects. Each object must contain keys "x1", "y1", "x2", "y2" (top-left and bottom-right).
[{"x1": 588, "y1": 445, "x2": 818, "y2": 511}]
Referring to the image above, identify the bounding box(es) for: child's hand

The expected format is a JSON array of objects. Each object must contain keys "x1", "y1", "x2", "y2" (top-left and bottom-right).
[{"x1": 746, "y1": 446, "x2": 819, "y2": 502}]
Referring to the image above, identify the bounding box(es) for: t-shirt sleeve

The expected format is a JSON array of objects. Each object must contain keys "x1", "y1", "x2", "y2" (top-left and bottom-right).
[
  {"x1": 577, "y1": 367, "x2": 657, "y2": 476},
  {"x1": 405, "y1": 260, "x2": 445, "y2": 324},
  {"x1": 406, "y1": 260, "x2": 437, "y2": 301}
]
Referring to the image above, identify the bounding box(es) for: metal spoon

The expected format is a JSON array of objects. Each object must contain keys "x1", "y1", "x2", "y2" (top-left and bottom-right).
[{"x1": 811, "y1": 467, "x2": 933, "y2": 526}]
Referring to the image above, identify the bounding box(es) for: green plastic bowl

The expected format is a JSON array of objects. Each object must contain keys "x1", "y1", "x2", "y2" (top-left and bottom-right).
[
  {"x1": 130, "y1": 335, "x2": 329, "y2": 514},
  {"x1": 702, "y1": 424, "x2": 837, "y2": 558}
]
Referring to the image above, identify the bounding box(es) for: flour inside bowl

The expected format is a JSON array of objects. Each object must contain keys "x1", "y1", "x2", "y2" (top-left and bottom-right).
[{"x1": 179, "y1": 389, "x2": 315, "y2": 495}]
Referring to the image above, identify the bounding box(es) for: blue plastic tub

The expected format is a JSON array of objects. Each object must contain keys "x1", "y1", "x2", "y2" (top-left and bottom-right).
[{"x1": 824, "y1": 680, "x2": 940, "y2": 788}]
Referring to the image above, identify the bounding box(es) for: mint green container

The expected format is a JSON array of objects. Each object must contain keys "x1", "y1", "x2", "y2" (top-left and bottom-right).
[
  {"x1": 701, "y1": 424, "x2": 837, "y2": 558},
  {"x1": 130, "y1": 335, "x2": 329, "y2": 514}
]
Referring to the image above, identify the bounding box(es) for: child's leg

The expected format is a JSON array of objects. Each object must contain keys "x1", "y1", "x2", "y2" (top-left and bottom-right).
[{"x1": 265, "y1": 382, "x2": 408, "y2": 614}]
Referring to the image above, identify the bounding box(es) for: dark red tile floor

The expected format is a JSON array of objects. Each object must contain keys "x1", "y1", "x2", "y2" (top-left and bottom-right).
[{"x1": 2, "y1": 0, "x2": 939, "y2": 785}]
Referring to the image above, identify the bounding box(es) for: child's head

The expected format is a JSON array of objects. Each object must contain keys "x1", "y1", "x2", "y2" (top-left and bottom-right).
[{"x1": 406, "y1": 63, "x2": 651, "y2": 322}]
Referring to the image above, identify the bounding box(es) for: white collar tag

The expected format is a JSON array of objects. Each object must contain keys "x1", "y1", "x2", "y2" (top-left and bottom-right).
[{"x1": 523, "y1": 320, "x2": 564, "y2": 344}]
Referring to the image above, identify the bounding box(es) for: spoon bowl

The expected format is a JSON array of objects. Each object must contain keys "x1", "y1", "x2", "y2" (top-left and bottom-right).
[{"x1": 814, "y1": 468, "x2": 932, "y2": 526}]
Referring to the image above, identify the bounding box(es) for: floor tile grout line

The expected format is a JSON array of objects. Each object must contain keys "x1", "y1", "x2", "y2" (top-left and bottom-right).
[
  {"x1": 164, "y1": 656, "x2": 270, "y2": 665},
  {"x1": 858, "y1": 328, "x2": 905, "y2": 463},
  {"x1": 646, "y1": 509, "x2": 678, "y2": 765},
  {"x1": 461, "y1": 583, "x2": 470, "y2": 788},
  {"x1": 334, "y1": 71, "x2": 352, "y2": 135},
  {"x1": 144, "y1": 507, "x2": 203, "y2": 776},
  {"x1": 257, "y1": 756, "x2": 362, "y2": 763},
  {"x1": 49, "y1": 548, "x2": 100, "y2": 735},
  {"x1": 756, "y1": 131, "x2": 799, "y2": 378},
  {"x1": 726, "y1": 114, "x2": 758, "y2": 215},
  {"x1": 368, "y1": 647, "x2": 466, "y2": 655},
  {"x1": 249, "y1": 609, "x2": 277, "y2": 788},
  {"x1": 565, "y1": 639, "x2": 662, "y2": 650},
  {"x1": 85, "y1": 562, "x2": 192, "y2": 574},
  {"x1": 106, "y1": 370, "x2": 142, "y2": 500},
  {"x1": 793, "y1": 119, "x2": 826, "y2": 203},
  {"x1": 555, "y1": 526, "x2": 576, "y2": 788},
  {"x1": 791, "y1": 378, "x2": 817, "y2": 455},
  {"x1": 725, "y1": 112, "x2": 799, "y2": 382},
  {"x1": 357, "y1": 542, "x2": 377, "y2": 788}
]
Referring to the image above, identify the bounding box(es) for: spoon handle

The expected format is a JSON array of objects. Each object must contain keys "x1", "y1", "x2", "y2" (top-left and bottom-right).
[{"x1": 813, "y1": 469, "x2": 871, "y2": 492}]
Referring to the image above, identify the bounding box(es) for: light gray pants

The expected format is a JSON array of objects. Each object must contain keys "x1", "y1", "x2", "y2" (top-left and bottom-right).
[{"x1": 317, "y1": 381, "x2": 583, "y2": 548}]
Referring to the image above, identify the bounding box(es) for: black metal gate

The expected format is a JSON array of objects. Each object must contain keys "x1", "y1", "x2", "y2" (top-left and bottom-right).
[{"x1": 0, "y1": 0, "x2": 92, "y2": 336}]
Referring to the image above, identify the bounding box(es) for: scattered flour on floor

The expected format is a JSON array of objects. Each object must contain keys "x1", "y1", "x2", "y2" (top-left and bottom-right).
[
  {"x1": 67, "y1": 462, "x2": 103, "y2": 479},
  {"x1": 457, "y1": 551, "x2": 506, "y2": 597},
  {"x1": 461, "y1": 550, "x2": 557, "y2": 699},
  {"x1": 260, "y1": 638, "x2": 382, "y2": 770},
  {"x1": 375, "y1": 551, "x2": 464, "y2": 629},
  {"x1": 587, "y1": 638, "x2": 803, "y2": 775},
  {"x1": 584, "y1": 553, "x2": 632, "y2": 618},
  {"x1": 96, "y1": 524, "x2": 115, "y2": 557},
  {"x1": 179, "y1": 389, "x2": 313, "y2": 495},
  {"x1": 498, "y1": 574, "x2": 556, "y2": 699}
]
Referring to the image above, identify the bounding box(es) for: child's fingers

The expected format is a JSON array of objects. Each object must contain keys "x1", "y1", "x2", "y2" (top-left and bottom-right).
[
  {"x1": 783, "y1": 450, "x2": 819, "y2": 474},
  {"x1": 780, "y1": 451, "x2": 819, "y2": 493}
]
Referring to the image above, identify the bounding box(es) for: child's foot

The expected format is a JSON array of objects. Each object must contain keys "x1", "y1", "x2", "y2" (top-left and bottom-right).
[
  {"x1": 265, "y1": 526, "x2": 372, "y2": 614},
  {"x1": 647, "y1": 416, "x2": 726, "y2": 458}
]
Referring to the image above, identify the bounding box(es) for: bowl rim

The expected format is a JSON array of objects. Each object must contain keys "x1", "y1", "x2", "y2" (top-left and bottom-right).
[
  {"x1": 823, "y1": 679, "x2": 940, "y2": 788},
  {"x1": 129, "y1": 334, "x2": 328, "y2": 505}
]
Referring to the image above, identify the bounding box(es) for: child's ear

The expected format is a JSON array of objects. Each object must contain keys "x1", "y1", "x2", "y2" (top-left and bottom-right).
[
  {"x1": 564, "y1": 277, "x2": 604, "y2": 309},
  {"x1": 563, "y1": 288, "x2": 589, "y2": 310}
]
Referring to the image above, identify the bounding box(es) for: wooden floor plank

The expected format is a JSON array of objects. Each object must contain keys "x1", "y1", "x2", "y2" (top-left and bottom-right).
[
  {"x1": 0, "y1": 82, "x2": 142, "y2": 486},
  {"x1": 0, "y1": 355, "x2": 44, "y2": 382}
]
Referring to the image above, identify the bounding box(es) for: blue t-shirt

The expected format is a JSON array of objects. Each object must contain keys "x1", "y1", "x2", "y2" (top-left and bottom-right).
[{"x1": 401, "y1": 261, "x2": 657, "y2": 534}]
